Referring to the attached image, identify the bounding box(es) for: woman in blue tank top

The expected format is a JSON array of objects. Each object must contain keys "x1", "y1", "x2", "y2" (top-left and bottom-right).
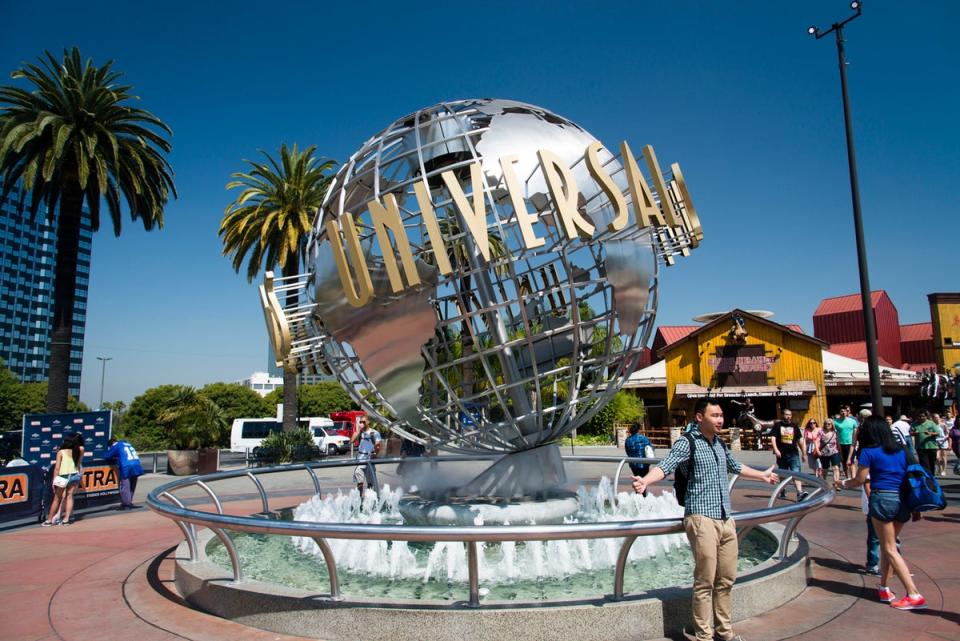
[{"x1": 840, "y1": 416, "x2": 925, "y2": 610}]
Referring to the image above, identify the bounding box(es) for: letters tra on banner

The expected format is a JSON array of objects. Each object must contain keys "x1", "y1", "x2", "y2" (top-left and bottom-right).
[{"x1": 0, "y1": 466, "x2": 44, "y2": 520}]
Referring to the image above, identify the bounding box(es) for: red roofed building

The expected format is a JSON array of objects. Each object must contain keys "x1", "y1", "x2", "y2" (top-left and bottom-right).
[
  {"x1": 651, "y1": 326, "x2": 698, "y2": 356},
  {"x1": 899, "y1": 322, "x2": 935, "y2": 370},
  {"x1": 813, "y1": 291, "x2": 902, "y2": 367}
]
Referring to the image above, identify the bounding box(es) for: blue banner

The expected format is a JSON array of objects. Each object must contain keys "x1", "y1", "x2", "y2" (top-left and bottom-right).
[{"x1": 21, "y1": 410, "x2": 113, "y2": 467}]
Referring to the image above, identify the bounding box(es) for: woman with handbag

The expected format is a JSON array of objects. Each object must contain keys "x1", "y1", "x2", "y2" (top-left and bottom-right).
[
  {"x1": 42, "y1": 433, "x2": 84, "y2": 526},
  {"x1": 818, "y1": 419, "x2": 842, "y2": 487},
  {"x1": 838, "y1": 416, "x2": 925, "y2": 610},
  {"x1": 803, "y1": 419, "x2": 823, "y2": 478}
]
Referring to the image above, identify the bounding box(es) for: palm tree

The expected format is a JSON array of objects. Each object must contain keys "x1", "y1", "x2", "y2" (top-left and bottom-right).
[
  {"x1": 0, "y1": 48, "x2": 176, "y2": 412},
  {"x1": 157, "y1": 386, "x2": 228, "y2": 450},
  {"x1": 220, "y1": 144, "x2": 335, "y2": 432}
]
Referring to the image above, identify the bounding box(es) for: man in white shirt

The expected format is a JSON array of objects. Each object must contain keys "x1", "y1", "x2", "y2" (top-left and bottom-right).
[{"x1": 891, "y1": 415, "x2": 912, "y2": 451}]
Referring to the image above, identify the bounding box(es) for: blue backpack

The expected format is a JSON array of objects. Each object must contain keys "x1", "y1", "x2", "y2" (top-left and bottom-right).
[{"x1": 901, "y1": 450, "x2": 946, "y2": 512}]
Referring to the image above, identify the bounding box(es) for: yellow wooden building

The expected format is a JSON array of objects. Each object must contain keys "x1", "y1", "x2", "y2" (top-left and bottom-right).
[{"x1": 660, "y1": 310, "x2": 829, "y2": 430}]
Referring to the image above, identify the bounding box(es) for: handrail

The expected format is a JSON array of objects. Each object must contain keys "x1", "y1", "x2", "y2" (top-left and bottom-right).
[{"x1": 148, "y1": 455, "x2": 832, "y2": 605}]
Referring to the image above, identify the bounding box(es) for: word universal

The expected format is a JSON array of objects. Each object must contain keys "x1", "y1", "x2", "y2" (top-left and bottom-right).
[{"x1": 324, "y1": 141, "x2": 702, "y2": 307}]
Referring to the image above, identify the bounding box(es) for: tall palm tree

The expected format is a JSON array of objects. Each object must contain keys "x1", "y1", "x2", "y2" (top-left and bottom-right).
[
  {"x1": 0, "y1": 48, "x2": 176, "y2": 412},
  {"x1": 220, "y1": 144, "x2": 335, "y2": 432}
]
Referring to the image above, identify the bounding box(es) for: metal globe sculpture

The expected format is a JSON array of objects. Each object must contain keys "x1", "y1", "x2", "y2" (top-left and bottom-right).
[{"x1": 261, "y1": 99, "x2": 701, "y2": 495}]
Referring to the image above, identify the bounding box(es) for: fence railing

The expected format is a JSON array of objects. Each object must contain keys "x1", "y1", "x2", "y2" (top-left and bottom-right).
[{"x1": 147, "y1": 455, "x2": 832, "y2": 606}]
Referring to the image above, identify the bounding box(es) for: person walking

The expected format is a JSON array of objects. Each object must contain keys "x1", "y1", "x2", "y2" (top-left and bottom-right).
[
  {"x1": 949, "y1": 417, "x2": 960, "y2": 475},
  {"x1": 768, "y1": 409, "x2": 806, "y2": 501},
  {"x1": 803, "y1": 419, "x2": 823, "y2": 479},
  {"x1": 839, "y1": 416, "x2": 926, "y2": 610},
  {"x1": 834, "y1": 406, "x2": 859, "y2": 479},
  {"x1": 910, "y1": 410, "x2": 940, "y2": 477},
  {"x1": 624, "y1": 422, "x2": 654, "y2": 496},
  {"x1": 352, "y1": 418, "x2": 382, "y2": 493},
  {"x1": 632, "y1": 398, "x2": 778, "y2": 641},
  {"x1": 933, "y1": 413, "x2": 949, "y2": 477},
  {"x1": 42, "y1": 434, "x2": 84, "y2": 526},
  {"x1": 819, "y1": 419, "x2": 842, "y2": 488},
  {"x1": 103, "y1": 436, "x2": 145, "y2": 509},
  {"x1": 891, "y1": 415, "x2": 913, "y2": 455}
]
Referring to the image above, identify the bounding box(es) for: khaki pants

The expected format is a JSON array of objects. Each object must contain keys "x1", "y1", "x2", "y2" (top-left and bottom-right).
[{"x1": 684, "y1": 514, "x2": 738, "y2": 641}]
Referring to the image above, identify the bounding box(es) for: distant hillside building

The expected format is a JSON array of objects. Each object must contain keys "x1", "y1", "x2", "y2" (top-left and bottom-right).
[{"x1": 0, "y1": 186, "x2": 92, "y2": 398}]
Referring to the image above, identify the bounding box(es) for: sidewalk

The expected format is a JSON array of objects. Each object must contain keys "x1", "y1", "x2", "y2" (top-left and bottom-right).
[{"x1": 1, "y1": 456, "x2": 957, "y2": 641}]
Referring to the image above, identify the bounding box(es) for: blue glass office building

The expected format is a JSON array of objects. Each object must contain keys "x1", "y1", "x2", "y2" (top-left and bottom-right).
[{"x1": 0, "y1": 186, "x2": 91, "y2": 398}]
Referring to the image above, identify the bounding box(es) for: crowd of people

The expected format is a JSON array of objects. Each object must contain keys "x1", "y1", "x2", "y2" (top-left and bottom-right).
[{"x1": 627, "y1": 400, "x2": 953, "y2": 639}]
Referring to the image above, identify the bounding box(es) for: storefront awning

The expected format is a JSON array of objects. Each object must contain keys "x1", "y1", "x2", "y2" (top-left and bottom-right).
[{"x1": 675, "y1": 380, "x2": 817, "y2": 398}]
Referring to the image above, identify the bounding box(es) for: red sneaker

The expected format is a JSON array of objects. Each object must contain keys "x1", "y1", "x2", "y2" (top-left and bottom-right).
[
  {"x1": 877, "y1": 587, "x2": 896, "y2": 603},
  {"x1": 890, "y1": 594, "x2": 927, "y2": 610}
]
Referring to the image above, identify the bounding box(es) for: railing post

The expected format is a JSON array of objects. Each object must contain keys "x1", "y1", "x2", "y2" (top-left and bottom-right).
[
  {"x1": 778, "y1": 515, "x2": 806, "y2": 559},
  {"x1": 195, "y1": 481, "x2": 224, "y2": 515},
  {"x1": 305, "y1": 463, "x2": 322, "y2": 497},
  {"x1": 160, "y1": 491, "x2": 197, "y2": 560},
  {"x1": 310, "y1": 537, "x2": 342, "y2": 600},
  {"x1": 612, "y1": 535, "x2": 638, "y2": 599},
  {"x1": 767, "y1": 475, "x2": 795, "y2": 508},
  {"x1": 466, "y1": 541, "x2": 480, "y2": 607},
  {"x1": 211, "y1": 527, "x2": 242, "y2": 581},
  {"x1": 246, "y1": 471, "x2": 271, "y2": 514}
]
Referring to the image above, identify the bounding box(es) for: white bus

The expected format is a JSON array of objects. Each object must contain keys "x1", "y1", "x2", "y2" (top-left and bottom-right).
[{"x1": 229, "y1": 417, "x2": 349, "y2": 455}]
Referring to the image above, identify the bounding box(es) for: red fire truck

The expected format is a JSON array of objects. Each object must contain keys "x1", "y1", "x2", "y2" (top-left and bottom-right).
[{"x1": 329, "y1": 410, "x2": 367, "y2": 439}]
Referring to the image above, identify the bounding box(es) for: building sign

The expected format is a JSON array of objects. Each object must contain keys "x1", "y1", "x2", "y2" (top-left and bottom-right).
[{"x1": 708, "y1": 345, "x2": 778, "y2": 386}]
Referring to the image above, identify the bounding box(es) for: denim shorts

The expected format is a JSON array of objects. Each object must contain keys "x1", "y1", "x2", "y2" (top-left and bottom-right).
[
  {"x1": 777, "y1": 454, "x2": 801, "y2": 473},
  {"x1": 868, "y1": 490, "x2": 910, "y2": 523}
]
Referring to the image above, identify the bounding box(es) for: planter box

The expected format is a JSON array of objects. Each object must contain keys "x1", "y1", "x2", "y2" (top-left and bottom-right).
[{"x1": 167, "y1": 448, "x2": 220, "y2": 475}]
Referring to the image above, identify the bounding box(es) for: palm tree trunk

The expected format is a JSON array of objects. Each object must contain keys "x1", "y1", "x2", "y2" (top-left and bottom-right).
[
  {"x1": 281, "y1": 259, "x2": 300, "y2": 432},
  {"x1": 46, "y1": 176, "x2": 84, "y2": 413}
]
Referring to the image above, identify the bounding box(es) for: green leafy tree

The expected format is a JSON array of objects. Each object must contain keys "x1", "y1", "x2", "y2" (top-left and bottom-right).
[
  {"x1": 199, "y1": 382, "x2": 271, "y2": 428},
  {"x1": 0, "y1": 359, "x2": 21, "y2": 432},
  {"x1": 264, "y1": 381, "x2": 358, "y2": 418},
  {"x1": 220, "y1": 144, "x2": 335, "y2": 432},
  {"x1": 0, "y1": 48, "x2": 176, "y2": 412},
  {"x1": 121, "y1": 384, "x2": 185, "y2": 450},
  {"x1": 157, "y1": 387, "x2": 228, "y2": 450},
  {"x1": 17, "y1": 382, "x2": 89, "y2": 415},
  {"x1": 581, "y1": 391, "x2": 645, "y2": 437},
  {"x1": 102, "y1": 400, "x2": 127, "y2": 433}
]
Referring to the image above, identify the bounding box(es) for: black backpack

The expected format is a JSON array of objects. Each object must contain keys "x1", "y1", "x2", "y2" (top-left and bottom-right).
[
  {"x1": 674, "y1": 433, "x2": 697, "y2": 506},
  {"x1": 674, "y1": 432, "x2": 726, "y2": 506}
]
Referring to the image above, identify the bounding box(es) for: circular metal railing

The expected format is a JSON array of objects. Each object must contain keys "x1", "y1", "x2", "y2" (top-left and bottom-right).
[{"x1": 147, "y1": 454, "x2": 833, "y2": 606}]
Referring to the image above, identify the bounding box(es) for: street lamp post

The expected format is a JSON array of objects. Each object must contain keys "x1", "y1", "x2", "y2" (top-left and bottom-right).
[
  {"x1": 808, "y1": 2, "x2": 884, "y2": 415},
  {"x1": 96, "y1": 356, "x2": 112, "y2": 409}
]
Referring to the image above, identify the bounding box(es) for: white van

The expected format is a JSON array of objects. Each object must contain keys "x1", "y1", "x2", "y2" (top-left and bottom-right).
[{"x1": 230, "y1": 417, "x2": 349, "y2": 455}]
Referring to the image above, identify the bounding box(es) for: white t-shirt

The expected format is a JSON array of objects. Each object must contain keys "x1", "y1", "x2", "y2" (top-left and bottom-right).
[{"x1": 891, "y1": 419, "x2": 911, "y2": 444}]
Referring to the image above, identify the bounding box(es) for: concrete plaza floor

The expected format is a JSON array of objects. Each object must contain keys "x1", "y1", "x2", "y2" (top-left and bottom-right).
[{"x1": 1, "y1": 447, "x2": 957, "y2": 641}]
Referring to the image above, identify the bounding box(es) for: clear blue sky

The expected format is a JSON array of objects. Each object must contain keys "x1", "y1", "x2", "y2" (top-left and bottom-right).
[{"x1": 3, "y1": 1, "x2": 957, "y2": 406}]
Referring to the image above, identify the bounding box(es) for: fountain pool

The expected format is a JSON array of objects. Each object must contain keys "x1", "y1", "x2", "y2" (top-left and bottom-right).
[{"x1": 204, "y1": 479, "x2": 776, "y2": 601}]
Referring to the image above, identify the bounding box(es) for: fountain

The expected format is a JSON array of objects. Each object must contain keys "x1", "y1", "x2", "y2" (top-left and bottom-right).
[{"x1": 150, "y1": 100, "x2": 828, "y2": 641}]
